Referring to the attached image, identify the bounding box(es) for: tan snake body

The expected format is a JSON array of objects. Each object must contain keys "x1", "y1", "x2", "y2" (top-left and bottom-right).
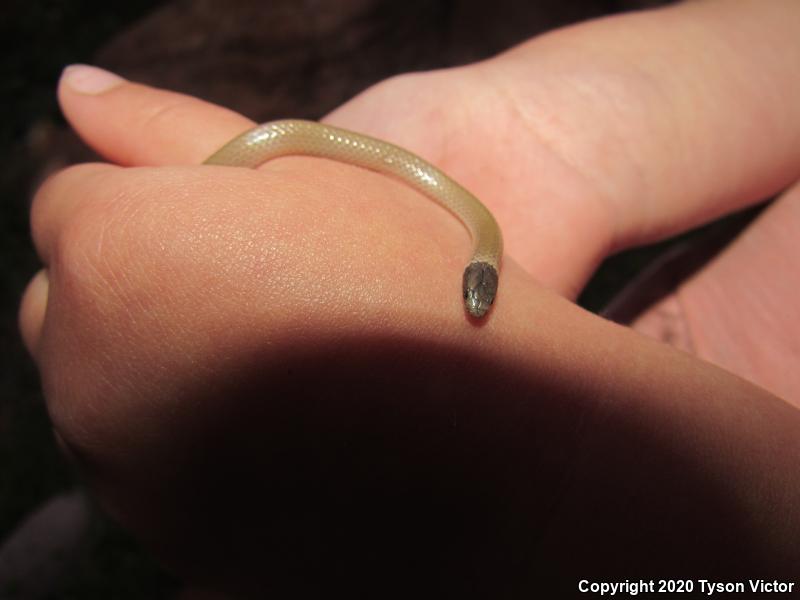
[{"x1": 205, "y1": 119, "x2": 502, "y2": 318}]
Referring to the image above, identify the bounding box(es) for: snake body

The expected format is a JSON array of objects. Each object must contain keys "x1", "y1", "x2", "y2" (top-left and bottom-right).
[{"x1": 204, "y1": 119, "x2": 502, "y2": 318}]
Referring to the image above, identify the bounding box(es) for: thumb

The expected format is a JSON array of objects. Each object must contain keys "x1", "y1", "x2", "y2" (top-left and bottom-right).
[{"x1": 58, "y1": 64, "x2": 254, "y2": 166}]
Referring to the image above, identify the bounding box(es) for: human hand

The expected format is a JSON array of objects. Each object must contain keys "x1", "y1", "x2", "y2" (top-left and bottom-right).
[
  {"x1": 19, "y1": 0, "x2": 800, "y2": 595},
  {"x1": 324, "y1": 0, "x2": 800, "y2": 401}
]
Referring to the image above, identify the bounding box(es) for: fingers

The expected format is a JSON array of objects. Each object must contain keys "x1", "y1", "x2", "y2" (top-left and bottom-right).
[
  {"x1": 21, "y1": 162, "x2": 120, "y2": 360},
  {"x1": 59, "y1": 64, "x2": 254, "y2": 166},
  {"x1": 495, "y1": 0, "x2": 800, "y2": 251},
  {"x1": 22, "y1": 67, "x2": 259, "y2": 359},
  {"x1": 676, "y1": 181, "x2": 800, "y2": 405},
  {"x1": 19, "y1": 270, "x2": 49, "y2": 358},
  {"x1": 29, "y1": 162, "x2": 119, "y2": 264},
  {"x1": 44, "y1": 67, "x2": 260, "y2": 260},
  {"x1": 632, "y1": 180, "x2": 800, "y2": 405}
]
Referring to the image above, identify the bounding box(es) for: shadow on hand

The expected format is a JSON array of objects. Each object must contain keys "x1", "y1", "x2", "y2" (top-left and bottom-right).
[{"x1": 76, "y1": 332, "x2": 781, "y2": 598}]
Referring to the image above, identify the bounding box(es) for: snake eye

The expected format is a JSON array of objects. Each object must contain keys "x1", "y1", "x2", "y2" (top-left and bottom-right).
[{"x1": 462, "y1": 262, "x2": 498, "y2": 318}]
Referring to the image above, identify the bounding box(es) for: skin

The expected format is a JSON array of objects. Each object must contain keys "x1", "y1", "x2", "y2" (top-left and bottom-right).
[
  {"x1": 19, "y1": 0, "x2": 800, "y2": 596},
  {"x1": 202, "y1": 119, "x2": 504, "y2": 317}
]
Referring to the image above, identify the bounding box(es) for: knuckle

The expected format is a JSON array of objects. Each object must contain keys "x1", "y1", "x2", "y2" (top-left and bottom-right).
[
  {"x1": 31, "y1": 163, "x2": 114, "y2": 259},
  {"x1": 32, "y1": 164, "x2": 87, "y2": 226},
  {"x1": 49, "y1": 178, "x2": 146, "y2": 293},
  {"x1": 47, "y1": 169, "x2": 190, "y2": 312},
  {"x1": 32, "y1": 162, "x2": 106, "y2": 206}
]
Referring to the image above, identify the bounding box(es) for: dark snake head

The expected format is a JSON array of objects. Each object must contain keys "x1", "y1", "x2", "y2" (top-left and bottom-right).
[{"x1": 462, "y1": 262, "x2": 498, "y2": 318}]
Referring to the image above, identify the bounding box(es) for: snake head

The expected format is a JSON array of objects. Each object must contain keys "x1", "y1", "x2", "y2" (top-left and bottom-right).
[{"x1": 462, "y1": 262, "x2": 498, "y2": 318}]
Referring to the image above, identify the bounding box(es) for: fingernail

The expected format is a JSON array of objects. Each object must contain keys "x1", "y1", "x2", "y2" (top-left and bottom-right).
[{"x1": 61, "y1": 64, "x2": 125, "y2": 95}]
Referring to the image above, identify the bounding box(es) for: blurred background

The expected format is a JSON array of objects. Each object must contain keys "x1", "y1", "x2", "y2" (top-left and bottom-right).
[{"x1": 2, "y1": 0, "x2": 763, "y2": 597}]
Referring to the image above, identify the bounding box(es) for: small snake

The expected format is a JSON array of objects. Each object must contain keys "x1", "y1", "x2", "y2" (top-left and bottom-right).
[{"x1": 204, "y1": 120, "x2": 502, "y2": 318}]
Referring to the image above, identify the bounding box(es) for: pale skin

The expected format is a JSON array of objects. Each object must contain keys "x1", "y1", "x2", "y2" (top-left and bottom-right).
[{"x1": 19, "y1": 0, "x2": 800, "y2": 595}]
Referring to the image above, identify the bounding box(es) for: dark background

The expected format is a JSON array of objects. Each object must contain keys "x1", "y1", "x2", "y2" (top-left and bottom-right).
[{"x1": 1, "y1": 0, "x2": 761, "y2": 596}]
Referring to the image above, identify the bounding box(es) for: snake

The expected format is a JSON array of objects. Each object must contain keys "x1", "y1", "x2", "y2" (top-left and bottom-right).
[{"x1": 204, "y1": 120, "x2": 503, "y2": 318}]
